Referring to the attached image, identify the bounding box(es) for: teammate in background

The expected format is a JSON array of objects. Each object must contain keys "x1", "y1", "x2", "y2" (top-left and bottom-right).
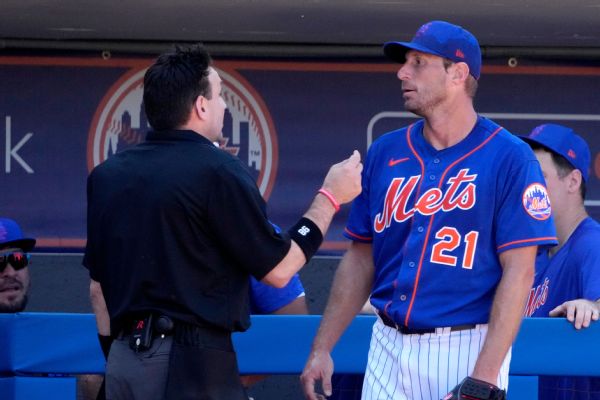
[
  {"x1": 0, "y1": 219, "x2": 103, "y2": 400},
  {"x1": 520, "y1": 123, "x2": 600, "y2": 400},
  {"x1": 249, "y1": 275, "x2": 308, "y2": 315},
  {"x1": 242, "y1": 275, "x2": 309, "y2": 392},
  {"x1": 86, "y1": 43, "x2": 362, "y2": 400},
  {"x1": 0, "y1": 218, "x2": 35, "y2": 313},
  {"x1": 301, "y1": 20, "x2": 557, "y2": 400},
  {"x1": 247, "y1": 221, "x2": 309, "y2": 317}
]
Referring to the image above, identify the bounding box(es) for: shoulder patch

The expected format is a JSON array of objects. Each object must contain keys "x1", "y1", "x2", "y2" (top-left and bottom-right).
[{"x1": 522, "y1": 183, "x2": 552, "y2": 220}]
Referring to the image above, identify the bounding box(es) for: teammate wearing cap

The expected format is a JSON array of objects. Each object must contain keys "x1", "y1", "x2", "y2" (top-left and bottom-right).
[
  {"x1": 0, "y1": 218, "x2": 35, "y2": 313},
  {"x1": 301, "y1": 21, "x2": 557, "y2": 400},
  {"x1": 521, "y1": 124, "x2": 600, "y2": 400}
]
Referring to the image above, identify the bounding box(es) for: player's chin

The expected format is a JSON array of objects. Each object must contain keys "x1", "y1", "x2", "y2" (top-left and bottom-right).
[
  {"x1": 0, "y1": 295, "x2": 27, "y2": 313},
  {"x1": 403, "y1": 102, "x2": 424, "y2": 116}
]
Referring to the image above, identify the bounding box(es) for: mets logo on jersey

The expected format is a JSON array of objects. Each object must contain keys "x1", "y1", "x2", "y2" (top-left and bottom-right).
[
  {"x1": 87, "y1": 66, "x2": 279, "y2": 199},
  {"x1": 522, "y1": 183, "x2": 552, "y2": 220},
  {"x1": 524, "y1": 277, "x2": 549, "y2": 317},
  {"x1": 374, "y1": 168, "x2": 477, "y2": 233}
]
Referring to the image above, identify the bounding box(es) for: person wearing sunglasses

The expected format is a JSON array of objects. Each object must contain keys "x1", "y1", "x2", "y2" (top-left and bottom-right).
[{"x1": 0, "y1": 218, "x2": 35, "y2": 313}]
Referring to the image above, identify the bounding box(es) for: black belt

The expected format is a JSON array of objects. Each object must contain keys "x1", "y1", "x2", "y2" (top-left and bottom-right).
[
  {"x1": 118, "y1": 314, "x2": 175, "y2": 338},
  {"x1": 379, "y1": 312, "x2": 476, "y2": 335}
]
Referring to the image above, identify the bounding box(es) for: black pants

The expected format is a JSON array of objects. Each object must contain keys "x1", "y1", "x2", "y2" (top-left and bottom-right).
[
  {"x1": 106, "y1": 324, "x2": 247, "y2": 400},
  {"x1": 164, "y1": 324, "x2": 248, "y2": 400}
]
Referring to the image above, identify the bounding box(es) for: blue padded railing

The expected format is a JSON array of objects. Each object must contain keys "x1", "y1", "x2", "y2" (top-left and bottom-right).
[{"x1": 0, "y1": 313, "x2": 598, "y2": 399}]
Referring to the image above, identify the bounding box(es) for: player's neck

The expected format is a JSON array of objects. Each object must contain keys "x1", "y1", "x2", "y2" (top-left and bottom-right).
[
  {"x1": 550, "y1": 206, "x2": 588, "y2": 256},
  {"x1": 422, "y1": 103, "x2": 477, "y2": 150}
]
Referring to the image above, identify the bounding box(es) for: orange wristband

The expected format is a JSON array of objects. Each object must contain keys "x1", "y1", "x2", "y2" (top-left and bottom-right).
[{"x1": 318, "y1": 188, "x2": 340, "y2": 212}]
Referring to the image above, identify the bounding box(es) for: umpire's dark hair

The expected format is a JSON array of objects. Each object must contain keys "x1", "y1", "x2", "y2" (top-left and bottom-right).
[{"x1": 143, "y1": 44, "x2": 212, "y2": 131}]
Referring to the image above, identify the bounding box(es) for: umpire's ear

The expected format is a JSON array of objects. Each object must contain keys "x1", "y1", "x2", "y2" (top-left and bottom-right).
[{"x1": 195, "y1": 95, "x2": 208, "y2": 120}]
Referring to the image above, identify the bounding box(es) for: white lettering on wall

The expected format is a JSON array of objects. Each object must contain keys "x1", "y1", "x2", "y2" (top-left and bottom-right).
[{"x1": 4, "y1": 116, "x2": 34, "y2": 173}]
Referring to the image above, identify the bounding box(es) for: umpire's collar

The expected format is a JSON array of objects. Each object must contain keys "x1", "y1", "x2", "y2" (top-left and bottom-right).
[{"x1": 146, "y1": 129, "x2": 214, "y2": 146}]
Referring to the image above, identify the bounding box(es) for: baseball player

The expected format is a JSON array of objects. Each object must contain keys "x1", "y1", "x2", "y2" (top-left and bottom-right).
[
  {"x1": 0, "y1": 218, "x2": 35, "y2": 313},
  {"x1": 301, "y1": 21, "x2": 557, "y2": 400},
  {"x1": 241, "y1": 274, "x2": 308, "y2": 391},
  {"x1": 249, "y1": 274, "x2": 307, "y2": 314},
  {"x1": 520, "y1": 124, "x2": 600, "y2": 400},
  {"x1": 249, "y1": 222, "x2": 308, "y2": 314}
]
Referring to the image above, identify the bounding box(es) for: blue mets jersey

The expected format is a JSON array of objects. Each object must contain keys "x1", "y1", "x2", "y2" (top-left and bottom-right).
[
  {"x1": 526, "y1": 217, "x2": 600, "y2": 317},
  {"x1": 249, "y1": 273, "x2": 305, "y2": 314},
  {"x1": 344, "y1": 116, "x2": 557, "y2": 329},
  {"x1": 250, "y1": 221, "x2": 305, "y2": 314},
  {"x1": 526, "y1": 217, "x2": 600, "y2": 400}
]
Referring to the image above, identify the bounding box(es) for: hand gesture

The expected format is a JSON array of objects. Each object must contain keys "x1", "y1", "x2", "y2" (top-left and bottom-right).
[
  {"x1": 549, "y1": 299, "x2": 600, "y2": 329},
  {"x1": 321, "y1": 150, "x2": 363, "y2": 205},
  {"x1": 300, "y1": 350, "x2": 334, "y2": 400}
]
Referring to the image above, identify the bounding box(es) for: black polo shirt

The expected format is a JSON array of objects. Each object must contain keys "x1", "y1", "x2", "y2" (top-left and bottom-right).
[{"x1": 83, "y1": 129, "x2": 291, "y2": 334}]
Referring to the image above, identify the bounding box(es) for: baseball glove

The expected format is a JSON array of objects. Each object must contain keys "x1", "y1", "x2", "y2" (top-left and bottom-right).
[{"x1": 442, "y1": 377, "x2": 506, "y2": 400}]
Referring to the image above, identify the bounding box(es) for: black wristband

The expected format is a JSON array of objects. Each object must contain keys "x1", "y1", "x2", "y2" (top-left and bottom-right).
[
  {"x1": 98, "y1": 334, "x2": 113, "y2": 360},
  {"x1": 288, "y1": 217, "x2": 323, "y2": 262}
]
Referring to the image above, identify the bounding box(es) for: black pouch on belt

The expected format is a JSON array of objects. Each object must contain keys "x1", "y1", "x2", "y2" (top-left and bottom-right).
[
  {"x1": 163, "y1": 322, "x2": 248, "y2": 400},
  {"x1": 128, "y1": 314, "x2": 153, "y2": 351}
]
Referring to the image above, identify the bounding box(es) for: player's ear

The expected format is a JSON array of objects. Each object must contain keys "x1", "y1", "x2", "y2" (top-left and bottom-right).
[
  {"x1": 452, "y1": 62, "x2": 469, "y2": 84},
  {"x1": 567, "y1": 169, "x2": 583, "y2": 195}
]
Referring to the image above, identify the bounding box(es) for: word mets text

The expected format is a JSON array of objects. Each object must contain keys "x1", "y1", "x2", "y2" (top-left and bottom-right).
[{"x1": 374, "y1": 169, "x2": 477, "y2": 233}]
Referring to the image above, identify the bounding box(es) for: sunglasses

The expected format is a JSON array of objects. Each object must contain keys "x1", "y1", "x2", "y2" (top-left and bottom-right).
[{"x1": 0, "y1": 251, "x2": 30, "y2": 272}]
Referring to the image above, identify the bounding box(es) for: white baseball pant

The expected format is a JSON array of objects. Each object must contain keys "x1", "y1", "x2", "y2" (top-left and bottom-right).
[{"x1": 361, "y1": 318, "x2": 511, "y2": 400}]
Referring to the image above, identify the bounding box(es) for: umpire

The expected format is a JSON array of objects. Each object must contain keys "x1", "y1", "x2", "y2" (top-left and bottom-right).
[{"x1": 85, "y1": 44, "x2": 362, "y2": 400}]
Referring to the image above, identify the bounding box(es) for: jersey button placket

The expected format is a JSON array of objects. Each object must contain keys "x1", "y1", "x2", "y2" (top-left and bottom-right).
[
  {"x1": 395, "y1": 257, "x2": 416, "y2": 318},
  {"x1": 398, "y1": 160, "x2": 438, "y2": 320},
  {"x1": 421, "y1": 158, "x2": 441, "y2": 191}
]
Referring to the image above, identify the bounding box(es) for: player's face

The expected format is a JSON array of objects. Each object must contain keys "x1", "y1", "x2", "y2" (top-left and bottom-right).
[
  {"x1": 397, "y1": 51, "x2": 450, "y2": 117},
  {"x1": 534, "y1": 149, "x2": 568, "y2": 215},
  {"x1": 204, "y1": 68, "x2": 227, "y2": 143},
  {"x1": 0, "y1": 247, "x2": 30, "y2": 313}
]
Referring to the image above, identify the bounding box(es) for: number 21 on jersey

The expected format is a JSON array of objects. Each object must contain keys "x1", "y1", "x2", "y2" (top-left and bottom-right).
[{"x1": 430, "y1": 226, "x2": 479, "y2": 269}]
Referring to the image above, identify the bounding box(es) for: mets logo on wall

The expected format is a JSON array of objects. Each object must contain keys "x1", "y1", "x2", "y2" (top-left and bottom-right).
[
  {"x1": 522, "y1": 183, "x2": 552, "y2": 220},
  {"x1": 87, "y1": 66, "x2": 279, "y2": 199}
]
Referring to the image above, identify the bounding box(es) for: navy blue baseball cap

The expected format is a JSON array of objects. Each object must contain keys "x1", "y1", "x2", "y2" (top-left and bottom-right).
[
  {"x1": 520, "y1": 124, "x2": 591, "y2": 182},
  {"x1": 384, "y1": 20, "x2": 482, "y2": 80},
  {"x1": 0, "y1": 218, "x2": 36, "y2": 252}
]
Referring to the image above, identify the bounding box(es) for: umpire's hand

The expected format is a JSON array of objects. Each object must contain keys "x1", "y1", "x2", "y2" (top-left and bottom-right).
[{"x1": 321, "y1": 150, "x2": 363, "y2": 204}]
